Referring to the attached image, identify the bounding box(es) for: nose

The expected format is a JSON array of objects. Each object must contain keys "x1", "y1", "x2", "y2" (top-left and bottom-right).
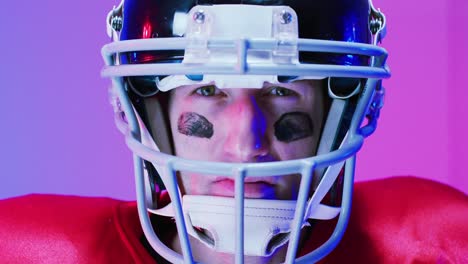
[{"x1": 223, "y1": 94, "x2": 270, "y2": 162}]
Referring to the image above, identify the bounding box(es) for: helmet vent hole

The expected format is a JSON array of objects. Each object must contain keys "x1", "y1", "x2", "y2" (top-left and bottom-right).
[
  {"x1": 193, "y1": 226, "x2": 215, "y2": 246},
  {"x1": 266, "y1": 232, "x2": 290, "y2": 255}
]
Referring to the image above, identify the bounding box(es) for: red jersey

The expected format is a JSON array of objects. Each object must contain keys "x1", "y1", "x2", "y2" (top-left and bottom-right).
[{"x1": 1, "y1": 176, "x2": 467, "y2": 263}]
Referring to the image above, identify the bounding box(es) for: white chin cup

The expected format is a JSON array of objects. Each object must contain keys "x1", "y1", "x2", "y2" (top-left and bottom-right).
[{"x1": 149, "y1": 195, "x2": 340, "y2": 257}]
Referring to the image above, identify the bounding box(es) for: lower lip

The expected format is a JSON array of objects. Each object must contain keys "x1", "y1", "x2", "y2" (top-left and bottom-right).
[{"x1": 211, "y1": 179, "x2": 275, "y2": 199}]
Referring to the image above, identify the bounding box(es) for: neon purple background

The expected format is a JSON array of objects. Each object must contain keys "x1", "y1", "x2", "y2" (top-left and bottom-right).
[{"x1": 0, "y1": 0, "x2": 467, "y2": 200}]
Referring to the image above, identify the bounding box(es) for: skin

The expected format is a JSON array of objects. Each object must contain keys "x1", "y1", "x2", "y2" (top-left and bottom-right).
[
  {"x1": 156, "y1": 80, "x2": 327, "y2": 263},
  {"x1": 167, "y1": 80, "x2": 326, "y2": 200}
]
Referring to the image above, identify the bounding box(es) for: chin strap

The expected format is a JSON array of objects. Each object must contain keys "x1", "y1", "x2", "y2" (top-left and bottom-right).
[{"x1": 148, "y1": 196, "x2": 340, "y2": 257}]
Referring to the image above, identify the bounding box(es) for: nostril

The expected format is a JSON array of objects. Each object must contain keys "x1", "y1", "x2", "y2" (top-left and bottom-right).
[{"x1": 256, "y1": 154, "x2": 275, "y2": 163}]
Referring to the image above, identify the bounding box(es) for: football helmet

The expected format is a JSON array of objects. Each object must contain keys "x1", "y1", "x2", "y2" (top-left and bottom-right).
[{"x1": 101, "y1": 0, "x2": 390, "y2": 263}]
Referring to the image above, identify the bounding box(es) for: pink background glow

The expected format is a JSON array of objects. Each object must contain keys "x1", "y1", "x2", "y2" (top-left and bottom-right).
[{"x1": 0, "y1": 0, "x2": 467, "y2": 200}]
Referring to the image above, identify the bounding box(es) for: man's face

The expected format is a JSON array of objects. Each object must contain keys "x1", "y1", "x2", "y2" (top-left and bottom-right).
[{"x1": 167, "y1": 80, "x2": 326, "y2": 200}]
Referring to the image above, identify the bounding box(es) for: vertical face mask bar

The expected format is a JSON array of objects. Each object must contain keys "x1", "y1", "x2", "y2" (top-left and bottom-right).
[
  {"x1": 235, "y1": 39, "x2": 248, "y2": 74},
  {"x1": 135, "y1": 157, "x2": 184, "y2": 263},
  {"x1": 296, "y1": 155, "x2": 356, "y2": 263},
  {"x1": 235, "y1": 168, "x2": 246, "y2": 264},
  {"x1": 284, "y1": 161, "x2": 315, "y2": 264},
  {"x1": 350, "y1": 78, "x2": 379, "y2": 136},
  {"x1": 111, "y1": 76, "x2": 185, "y2": 263},
  {"x1": 165, "y1": 162, "x2": 195, "y2": 264},
  {"x1": 298, "y1": 70, "x2": 372, "y2": 261},
  {"x1": 291, "y1": 78, "x2": 376, "y2": 263},
  {"x1": 111, "y1": 77, "x2": 140, "y2": 139}
]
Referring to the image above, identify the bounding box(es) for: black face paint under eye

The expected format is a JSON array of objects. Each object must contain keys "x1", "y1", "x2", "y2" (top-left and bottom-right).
[
  {"x1": 177, "y1": 112, "x2": 214, "y2": 139},
  {"x1": 274, "y1": 112, "x2": 314, "y2": 143}
]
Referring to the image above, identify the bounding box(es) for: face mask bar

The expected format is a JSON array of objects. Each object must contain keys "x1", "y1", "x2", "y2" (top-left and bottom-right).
[
  {"x1": 102, "y1": 29, "x2": 389, "y2": 264},
  {"x1": 102, "y1": 38, "x2": 389, "y2": 79}
]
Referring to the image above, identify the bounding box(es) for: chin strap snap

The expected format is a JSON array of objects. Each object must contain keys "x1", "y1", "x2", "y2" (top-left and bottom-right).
[{"x1": 148, "y1": 195, "x2": 340, "y2": 257}]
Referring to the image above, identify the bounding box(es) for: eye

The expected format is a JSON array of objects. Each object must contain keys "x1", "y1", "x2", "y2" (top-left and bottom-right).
[
  {"x1": 269, "y1": 86, "x2": 296, "y2": 97},
  {"x1": 195, "y1": 85, "x2": 221, "y2": 97}
]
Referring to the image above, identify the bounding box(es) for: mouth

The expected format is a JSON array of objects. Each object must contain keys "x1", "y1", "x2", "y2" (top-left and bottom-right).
[{"x1": 211, "y1": 178, "x2": 276, "y2": 199}]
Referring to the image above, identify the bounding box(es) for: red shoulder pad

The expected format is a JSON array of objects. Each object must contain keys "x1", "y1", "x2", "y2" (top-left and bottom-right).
[
  {"x1": 319, "y1": 176, "x2": 468, "y2": 263},
  {"x1": 0, "y1": 194, "x2": 153, "y2": 263}
]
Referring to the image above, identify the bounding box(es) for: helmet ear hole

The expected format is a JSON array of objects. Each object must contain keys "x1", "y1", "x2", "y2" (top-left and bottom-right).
[
  {"x1": 328, "y1": 77, "x2": 362, "y2": 99},
  {"x1": 127, "y1": 76, "x2": 161, "y2": 97}
]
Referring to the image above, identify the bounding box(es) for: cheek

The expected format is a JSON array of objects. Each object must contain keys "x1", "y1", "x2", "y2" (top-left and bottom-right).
[
  {"x1": 178, "y1": 171, "x2": 213, "y2": 195},
  {"x1": 272, "y1": 137, "x2": 317, "y2": 160},
  {"x1": 275, "y1": 174, "x2": 302, "y2": 200},
  {"x1": 178, "y1": 171, "x2": 195, "y2": 194}
]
